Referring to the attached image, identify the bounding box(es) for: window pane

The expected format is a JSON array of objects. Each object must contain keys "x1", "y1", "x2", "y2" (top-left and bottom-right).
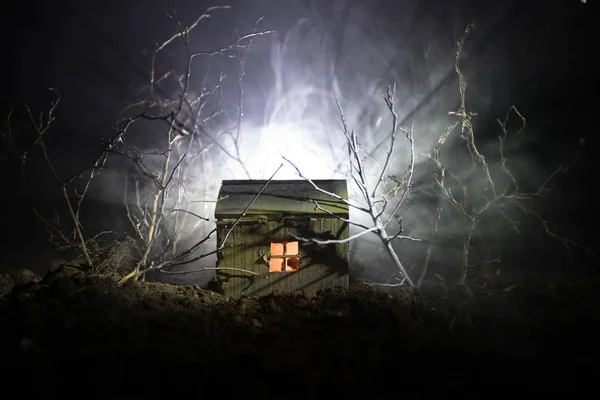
[
  {"x1": 270, "y1": 258, "x2": 284, "y2": 272},
  {"x1": 269, "y1": 242, "x2": 300, "y2": 273},
  {"x1": 285, "y1": 241, "x2": 298, "y2": 255},
  {"x1": 270, "y1": 242, "x2": 284, "y2": 255}
]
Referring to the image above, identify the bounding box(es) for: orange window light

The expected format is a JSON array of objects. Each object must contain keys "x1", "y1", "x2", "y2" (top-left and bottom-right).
[{"x1": 269, "y1": 241, "x2": 300, "y2": 272}]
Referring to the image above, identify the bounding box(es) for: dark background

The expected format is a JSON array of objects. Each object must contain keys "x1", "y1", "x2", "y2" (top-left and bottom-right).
[{"x1": 0, "y1": 0, "x2": 597, "y2": 280}]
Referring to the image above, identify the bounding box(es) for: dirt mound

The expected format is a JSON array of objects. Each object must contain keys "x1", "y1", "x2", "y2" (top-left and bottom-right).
[{"x1": 1, "y1": 265, "x2": 599, "y2": 395}]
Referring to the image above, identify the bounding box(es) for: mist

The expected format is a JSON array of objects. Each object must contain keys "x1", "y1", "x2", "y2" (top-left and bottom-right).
[{"x1": 2, "y1": 0, "x2": 594, "y2": 286}]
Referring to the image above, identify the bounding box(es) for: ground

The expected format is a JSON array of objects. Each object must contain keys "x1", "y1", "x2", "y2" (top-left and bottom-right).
[{"x1": 1, "y1": 264, "x2": 599, "y2": 396}]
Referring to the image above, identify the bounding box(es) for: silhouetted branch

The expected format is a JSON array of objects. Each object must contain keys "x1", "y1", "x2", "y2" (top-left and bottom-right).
[
  {"x1": 116, "y1": 9, "x2": 271, "y2": 284},
  {"x1": 429, "y1": 23, "x2": 598, "y2": 284},
  {"x1": 285, "y1": 84, "x2": 420, "y2": 287},
  {"x1": 5, "y1": 89, "x2": 96, "y2": 266},
  {"x1": 136, "y1": 163, "x2": 284, "y2": 277},
  {"x1": 417, "y1": 205, "x2": 443, "y2": 288}
]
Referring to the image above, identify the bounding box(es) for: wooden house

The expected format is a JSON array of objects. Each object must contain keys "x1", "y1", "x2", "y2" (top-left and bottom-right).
[{"x1": 214, "y1": 179, "x2": 349, "y2": 297}]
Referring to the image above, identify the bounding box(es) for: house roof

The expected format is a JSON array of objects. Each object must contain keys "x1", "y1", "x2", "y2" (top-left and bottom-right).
[{"x1": 214, "y1": 179, "x2": 349, "y2": 219}]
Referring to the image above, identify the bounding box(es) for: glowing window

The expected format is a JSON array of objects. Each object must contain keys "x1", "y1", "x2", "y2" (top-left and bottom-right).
[{"x1": 269, "y1": 241, "x2": 300, "y2": 272}]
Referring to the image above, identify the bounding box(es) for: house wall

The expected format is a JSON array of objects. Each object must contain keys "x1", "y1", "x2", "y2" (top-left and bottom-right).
[{"x1": 215, "y1": 217, "x2": 349, "y2": 297}]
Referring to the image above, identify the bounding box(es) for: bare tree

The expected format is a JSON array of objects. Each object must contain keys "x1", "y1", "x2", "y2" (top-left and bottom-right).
[
  {"x1": 113, "y1": 7, "x2": 273, "y2": 284},
  {"x1": 6, "y1": 10, "x2": 594, "y2": 291},
  {"x1": 428, "y1": 23, "x2": 598, "y2": 284},
  {"x1": 284, "y1": 83, "x2": 423, "y2": 287},
  {"x1": 3, "y1": 89, "x2": 121, "y2": 271},
  {"x1": 2, "y1": 6, "x2": 272, "y2": 283},
  {"x1": 284, "y1": 23, "x2": 598, "y2": 289}
]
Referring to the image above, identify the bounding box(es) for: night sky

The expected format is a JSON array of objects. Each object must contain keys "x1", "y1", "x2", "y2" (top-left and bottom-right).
[{"x1": 1, "y1": 0, "x2": 597, "y2": 282}]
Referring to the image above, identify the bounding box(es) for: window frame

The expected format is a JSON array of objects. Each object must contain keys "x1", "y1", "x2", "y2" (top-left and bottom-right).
[{"x1": 269, "y1": 241, "x2": 300, "y2": 272}]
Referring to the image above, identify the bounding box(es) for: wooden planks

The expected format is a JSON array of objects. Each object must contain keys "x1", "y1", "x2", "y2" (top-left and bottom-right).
[{"x1": 216, "y1": 217, "x2": 349, "y2": 297}]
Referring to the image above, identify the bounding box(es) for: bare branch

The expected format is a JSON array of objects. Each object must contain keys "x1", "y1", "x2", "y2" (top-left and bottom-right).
[
  {"x1": 388, "y1": 235, "x2": 422, "y2": 243},
  {"x1": 430, "y1": 23, "x2": 597, "y2": 284},
  {"x1": 417, "y1": 205, "x2": 443, "y2": 288},
  {"x1": 151, "y1": 5, "x2": 232, "y2": 94},
  {"x1": 383, "y1": 121, "x2": 416, "y2": 228},
  {"x1": 372, "y1": 83, "x2": 398, "y2": 198},
  {"x1": 168, "y1": 208, "x2": 210, "y2": 222},
  {"x1": 311, "y1": 200, "x2": 372, "y2": 231},
  {"x1": 160, "y1": 266, "x2": 260, "y2": 276},
  {"x1": 282, "y1": 154, "x2": 369, "y2": 213},
  {"x1": 294, "y1": 227, "x2": 380, "y2": 245},
  {"x1": 287, "y1": 86, "x2": 417, "y2": 287}
]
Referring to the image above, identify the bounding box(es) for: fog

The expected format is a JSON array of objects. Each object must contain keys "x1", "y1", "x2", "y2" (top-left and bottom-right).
[{"x1": 4, "y1": 0, "x2": 592, "y2": 284}]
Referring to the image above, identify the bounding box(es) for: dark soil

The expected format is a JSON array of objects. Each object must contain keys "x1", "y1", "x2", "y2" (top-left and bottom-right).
[{"x1": 1, "y1": 265, "x2": 599, "y2": 397}]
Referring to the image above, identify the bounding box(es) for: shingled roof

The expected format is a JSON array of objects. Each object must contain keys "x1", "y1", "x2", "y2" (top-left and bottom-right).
[{"x1": 214, "y1": 179, "x2": 349, "y2": 219}]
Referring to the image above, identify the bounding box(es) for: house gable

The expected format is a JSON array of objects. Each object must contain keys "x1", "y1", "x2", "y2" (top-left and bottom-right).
[{"x1": 214, "y1": 179, "x2": 349, "y2": 219}]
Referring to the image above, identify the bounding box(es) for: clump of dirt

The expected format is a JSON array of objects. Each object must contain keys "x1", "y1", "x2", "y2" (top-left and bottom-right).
[
  {"x1": 0, "y1": 268, "x2": 40, "y2": 298},
  {"x1": 1, "y1": 265, "x2": 599, "y2": 396}
]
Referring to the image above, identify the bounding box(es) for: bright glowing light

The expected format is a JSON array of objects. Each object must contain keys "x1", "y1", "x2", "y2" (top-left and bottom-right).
[
  {"x1": 255, "y1": 122, "x2": 344, "y2": 180},
  {"x1": 260, "y1": 123, "x2": 296, "y2": 156}
]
